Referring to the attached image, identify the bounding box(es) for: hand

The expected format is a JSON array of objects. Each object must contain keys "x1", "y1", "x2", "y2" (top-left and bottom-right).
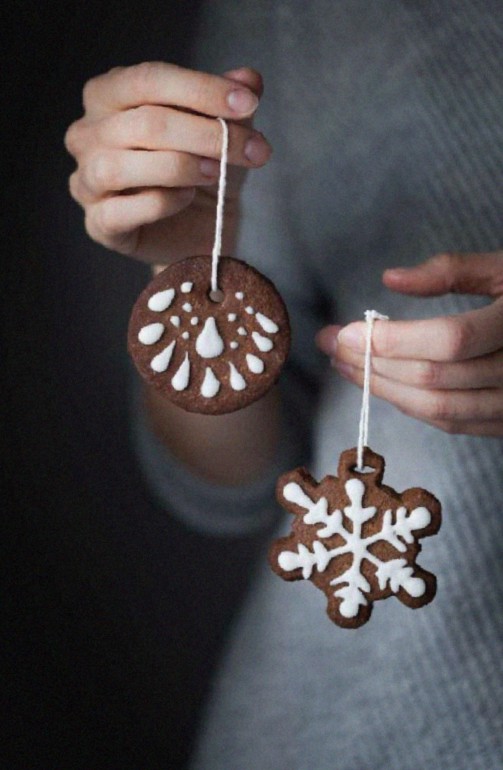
[
  {"x1": 316, "y1": 252, "x2": 503, "y2": 436},
  {"x1": 64, "y1": 62, "x2": 271, "y2": 263}
]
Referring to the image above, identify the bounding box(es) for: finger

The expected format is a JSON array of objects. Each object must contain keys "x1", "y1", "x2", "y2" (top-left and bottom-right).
[
  {"x1": 334, "y1": 362, "x2": 503, "y2": 422},
  {"x1": 84, "y1": 187, "x2": 195, "y2": 254},
  {"x1": 222, "y1": 67, "x2": 264, "y2": 99},
  {"x1": 88, "y1": 107, "x2": 271, "y2": 167},
  {"x1": 336, "y1": 299, "x2": 503, "y2": 361},
  {"x1": 332, "y1": 345, "x2": 503, "y2": 390},
  {"x1": 83, "y1": 62, "x2": 260, "y2": 119},
  {"x1": 383, "y1": 251, "x2": 503, "y2": 298},
  {"x1": 73, "y1": 149, "x2": 220, "y2": 203}
]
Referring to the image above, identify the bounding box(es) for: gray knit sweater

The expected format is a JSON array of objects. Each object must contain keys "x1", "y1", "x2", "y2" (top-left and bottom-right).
[{"x1": 136, "y1": 2, "x2": 503, "y2": 768}]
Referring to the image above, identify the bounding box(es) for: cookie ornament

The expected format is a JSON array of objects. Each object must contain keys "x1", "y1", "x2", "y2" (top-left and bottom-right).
[
  {"x1": 269, "y1": 311, "x2": 442, "y2": 628},
  {"x1": 128, "y1": 119, "x2": 290, "y2": 414}
]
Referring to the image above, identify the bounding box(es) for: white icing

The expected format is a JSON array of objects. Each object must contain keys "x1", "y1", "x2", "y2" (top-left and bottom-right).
[
  {"x1": 196, "y1": 317, "x2": 224, "y2": 359},
  {"x1": 255, "y1": 312, "x2": 279, "y2": 334},
  {"x1": 245, "y1": 306, "x2": 255, "y2": 315},
  {"x1": 230, "y1": 341, "x2": 239, "y2": 349},
  {"x1": 227, "y1": 313, "x2": 237, "y2": 322},
  {"x1": 150, "y1": 340, "x2": 176, "y2": 372},
  {"x1": 246, "y1": 353, "x2": 264, "y2": 374},
  {"x1": 170, "y1": 316, "x2": 180, "y2": 328},
  {"x1": 171, "y1": 353, "x2": 190, "y2": 391},
  {"x1": 201, "y1": 367, "x2": 220, "y2": 398},
  {"x1": 181, "y1": 282, "x2": 193, "y2": 293},
  {"x1": 138, "y1": 323, "x2": 164, "y2": 345},
  {"x1": 148, "y1": 288, "x2": 175, "y2": 312},
  {"x1": 182, "y1": 331, "x2": 189, "y2": 340},
  {"x1": 237, "y1": 327, "x2": 247, "y2": 336},
  {"x1": 235, "y1": 291, "x2": 244, "y2": 299},
  {"x1": 191, "y1": 317, "x2": 199, "y2": 326},
  {"x1": 278, "y1": 478, "x2": 431, "y2": 619},
  {"x1": 182, "y1": 302, "x2": 193, "y2": 312},
  {"x1": 252, "y1": 331, "x2": 274, "y2": 352},
  {"x1": 229, "y1": 363, "x2": 246, "y2": 391}
]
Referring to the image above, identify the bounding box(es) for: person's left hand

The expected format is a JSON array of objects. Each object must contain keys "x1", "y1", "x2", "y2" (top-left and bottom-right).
[{"x1": 316, "y1": 252, "x2": 503, "y2": 436}]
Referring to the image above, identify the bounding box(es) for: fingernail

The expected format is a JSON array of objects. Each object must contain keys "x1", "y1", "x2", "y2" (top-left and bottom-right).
[
  {"x1": 315, "y1": 325, "x2": 342, "y2": 355},
  {"x1": 337, "y1": 325, "x2": 364, "y2": 351},
  {"x1": 333, "y1": 361, "x2": 354, "y2": 378},
  {"x1": 200, "y1": 158, "x2": 220, "y2": 177},
  {"x1": 227, "y1": 88, "x2": 259, "y2": 114},
  {"x1": 244, "y1": 134, "x2": 271, "y2": 165}
]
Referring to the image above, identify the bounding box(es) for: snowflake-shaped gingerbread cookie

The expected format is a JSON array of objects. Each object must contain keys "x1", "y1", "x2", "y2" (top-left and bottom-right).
[
  {"x1": 128, "y1": 256, "x2": 290, "y2": 414},
  {"x1": 269, "y1": 447, "x2": 441, "y2": 628}
]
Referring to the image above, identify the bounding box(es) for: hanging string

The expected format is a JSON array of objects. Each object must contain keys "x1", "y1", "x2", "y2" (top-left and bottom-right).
[
  {"x1": 356, "y1": 310, "x2": 389, "y2": 471},
  {"x1": 210, "y1": 118, "x2": 229, "y2": 294}
]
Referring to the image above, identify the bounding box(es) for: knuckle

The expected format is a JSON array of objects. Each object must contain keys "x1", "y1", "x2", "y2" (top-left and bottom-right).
[
  {"x1": 416, "y1": 360, "x2": 441, "y2": 389},
  {"x1": 68, "y1": 171, "x2": 83, "y2": 203},
  {"x1": 128, "y1": 61, "x2": 166, "y2": 98},
  {"x1": 64, "y1": 121, "x2": 83, "y2": 155},
  {"x1": 82, "y1": 74, "x2": 102, "y2": 110},
  {"x1": 427, "y1": 393, "x2": 453, "y2": 423},
  {"x1": 437, "y1": 420, "x2": 462, "y2": 435},
  {"x1": 86, "y1": 152, "x2": 120, "y2": 192},
  {"x1": 86, "y1": 201, "x2": 119, "y2": 244},
  {"x1": 131, "y1": 105, "x2": 165, "y2": 143},
  {"x1": 442, "y1": 317, "x2": 474, "y2": 361}
]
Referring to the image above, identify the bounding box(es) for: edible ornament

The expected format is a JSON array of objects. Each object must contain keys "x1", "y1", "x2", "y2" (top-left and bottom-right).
[
  {"x1": 269, "y1": 311, "x2": 442, "y2": 628},
  {"x1": 128, "y1": 119, "x2": 290, "y2": 414}
]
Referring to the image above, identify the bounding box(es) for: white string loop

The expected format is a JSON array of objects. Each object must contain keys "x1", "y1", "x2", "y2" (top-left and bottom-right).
[
  {"x1": 210, "y1": 117, "x2": 229, "y2": 294},
  {"x1": 356, "y1": 310, "x2": 389, "y2": 471}
]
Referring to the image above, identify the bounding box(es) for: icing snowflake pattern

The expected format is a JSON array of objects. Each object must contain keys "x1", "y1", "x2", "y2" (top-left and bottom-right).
[{"x1": 269, "y1": 447, "x2": 441, "y2": 628}]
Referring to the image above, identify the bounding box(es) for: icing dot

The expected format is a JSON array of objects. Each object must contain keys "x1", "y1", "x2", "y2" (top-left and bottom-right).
[
  {"x1": 252, "y1": 331, "x2": 274, "y2": 352},
  {"x1": 201, "y1": 367, "x2": 220, "y2": 398},
  {"x1": 181, "y1": 331, "x2": 189, "y2": 340},
  {"x1": 151, "y1": 340, "x2": 176, "y2": 373},
  {"x1": 255, "y1": 312, "x2": 279, "y2": 334},
  {"x1": 227, "y1": 313, "x2": 237, "y2": 322},
  {"x1": 148, "y1": 288, "x2": 175, "y2": 312},
  {"x1": 172, "y1": 353, "x2": 190, "y2": 391},
  {"x1": 170, "y1": 316, "x2": 180, "y2": 328},
  {"x1": 235, "y1": 292, "x2": 244, "y2": 300},
  {"x1": 138, "y1": 322, "x2": 165, "y2": 345},
  {"x1": 181, "y1": 282, "x2": 193, "y2": 293},
  {"x1": 246, "y1": 353, "x2": 264, "y2": 374},
  {"x1": 245, "y1": 306, "x2": 255, "y2": 315},
  {"x1": 229, "y1": 363, "x2": 246, "y2": 391},
  {"x1": 230, "y1": 341, "x2": 239, "y2": 350},
  {"x1": 237, "y1": 327, "x2": 247, "y2": 336},
  {"x1": 182, "y1": 302, "x2": 193, "y2": 312},
  {"x1": 196, "y1": 317, "x2": 224, "y2": 359},
  {"x1": 191, "y1": 317, "x2": 199, "y2": 326}
]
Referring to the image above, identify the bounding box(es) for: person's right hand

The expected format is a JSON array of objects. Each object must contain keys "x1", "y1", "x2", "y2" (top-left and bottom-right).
[{"x1": 64, "y1": 62, "x2": 271, "y2": 264}]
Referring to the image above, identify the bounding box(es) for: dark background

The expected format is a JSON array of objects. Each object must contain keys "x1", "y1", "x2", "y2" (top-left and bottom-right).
[{"x1": 3, "y1": 3, "x2": 268, "y2": 768}]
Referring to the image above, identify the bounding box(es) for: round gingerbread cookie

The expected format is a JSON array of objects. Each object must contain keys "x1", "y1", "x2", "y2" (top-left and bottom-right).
[{"x1": 128, "y1": 255, "x2": 291, "y2": 414}]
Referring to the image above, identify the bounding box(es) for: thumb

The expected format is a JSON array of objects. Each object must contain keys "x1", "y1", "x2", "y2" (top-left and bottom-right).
[{"x1": 383, "y1": 251, "x2": 503, "y2": 298}]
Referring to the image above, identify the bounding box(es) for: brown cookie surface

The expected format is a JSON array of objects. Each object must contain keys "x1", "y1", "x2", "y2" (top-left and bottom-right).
[
  {"x1": 128, "y1": 255, "x2": 290, "y2": 414},
  {"x1": 269, "y1": 447, "x2": 441, "y2": 629}
]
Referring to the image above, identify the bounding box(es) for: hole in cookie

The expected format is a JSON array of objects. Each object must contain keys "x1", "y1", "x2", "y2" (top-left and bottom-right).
[
  {"x1": 208, "y1": 288, "x2": 225, "y2": 303},
  {"x1": 353, "y1": 465, "x2": 376, "y2": 474}
]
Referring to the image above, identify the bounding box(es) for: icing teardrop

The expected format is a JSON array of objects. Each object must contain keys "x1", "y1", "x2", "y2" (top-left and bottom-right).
[
  {"x1": 229, "y1": 363, "x2": 246, "y2": 391},
  {"x1": 148, "y1": 289, "x2": 175, "y2": 312},
  {"x1": 151, "y1": 340, "x2": 176, "y2": 372},
  {"x1": 138, "y1": 323, "x2": 165, "y2": 345},
  {"x1": 201, "y1": 367, "x2": 220, "y2": 398},
  {"x1": 172, "y1": 353, "x2": 190, "y2": 391},
  {"x1": 196, "y1": 317, "x2": 224, "y2": 359}
]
